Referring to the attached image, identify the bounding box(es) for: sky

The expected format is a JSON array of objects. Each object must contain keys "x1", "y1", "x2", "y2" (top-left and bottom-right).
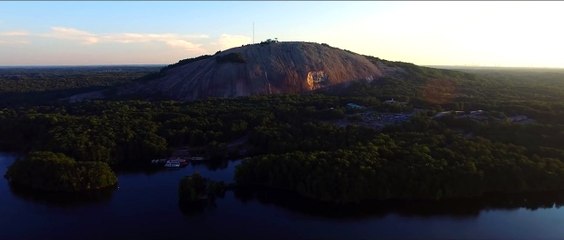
[{"x1": 0, "y1": 1, "x2": 563, "y2": 68}]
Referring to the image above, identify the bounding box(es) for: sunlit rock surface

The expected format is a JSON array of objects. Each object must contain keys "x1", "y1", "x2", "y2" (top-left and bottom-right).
[{"x1": 83, "y1": 41, "x2": 401, "y2": 101}]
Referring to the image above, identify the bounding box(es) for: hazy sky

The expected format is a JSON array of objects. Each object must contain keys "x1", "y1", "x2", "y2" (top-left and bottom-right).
[{"x1": 1, "y1": 1, "x2": 563, "y2": 67}]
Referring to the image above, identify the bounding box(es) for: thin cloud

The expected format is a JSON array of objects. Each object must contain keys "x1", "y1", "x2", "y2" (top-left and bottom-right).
[
  {"x1": 101, "y1": 32, "x2": 207, "y2": 52},
  {"x1": 3, "y1": 26, "x2": 247, "y2": 54},
  {"x1": 40, "y1": 26, "x2": 208, "y2": 52},
  {"x1": 0, "y1": 31, "x2": 31, "y2": 44},
  {"x1": 0, "y1": 40, "x2": 30, "y2": 45},
  {"x1": 0, "y1": 31, "x2": 29, "y2": 37},
  {"x1": 46, "y1": 27, "x2": 99, "y2": 44},
  {"x1": 1, "y1": 27, "x2": 255, "y2": 64}
]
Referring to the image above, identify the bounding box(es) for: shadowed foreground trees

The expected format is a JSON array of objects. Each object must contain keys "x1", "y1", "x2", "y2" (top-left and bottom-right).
[
  {"x1": 179, "y1": 173, "x2": 226, "y2": 202},
  {"x1": 178, "y1": 173, "x2": 227, "y2": 214},
  {"x1": 5, "y1": 151, "x2": 117, "y2": 192},
  {"x1": 236, "y1": 130, "x2": 564, "y2": 203}
]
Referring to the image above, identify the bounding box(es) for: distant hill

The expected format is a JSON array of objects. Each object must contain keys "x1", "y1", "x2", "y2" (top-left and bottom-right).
[{"x1": 70, "y1": 41, "x2": 411, "y2": 101}]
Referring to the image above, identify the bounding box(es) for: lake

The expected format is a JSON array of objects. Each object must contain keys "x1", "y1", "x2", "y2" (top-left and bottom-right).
[{"x1": 1, "y1": 153, "x2": 564, "y2": 239}]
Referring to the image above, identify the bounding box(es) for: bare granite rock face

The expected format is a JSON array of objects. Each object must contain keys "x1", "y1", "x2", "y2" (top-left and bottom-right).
[{"x1": 83, "y1": 41, "x2": 395, "y2": 101}]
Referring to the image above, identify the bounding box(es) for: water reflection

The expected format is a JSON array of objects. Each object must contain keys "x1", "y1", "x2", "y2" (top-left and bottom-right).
[
  {"x1": 9, "y1": 184, "x2": 115, "y2": 208},
  {"x1": 178, "y1": 199, "x2": 218, "y2": 216},
  {"x1": 4, "y1": 152, "x2": 564, "y2": 221},
  {"x1": 232, "y1": 187, "x2": 564, "y2": 219},
  {"x1": 114, "y1": 159, "x2": 234, "y2": 176},
  {"x1": 191, "y1": 159, "x2": 230, "y2": 171}
]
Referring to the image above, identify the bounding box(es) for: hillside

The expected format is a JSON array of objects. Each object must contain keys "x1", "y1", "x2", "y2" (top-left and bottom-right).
[{"x1": 72, "y1": 41, "x2": 408, "y2": 101}]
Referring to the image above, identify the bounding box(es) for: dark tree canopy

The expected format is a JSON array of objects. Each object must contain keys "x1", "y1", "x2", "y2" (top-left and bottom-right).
[
  {"x1": 1, "y1": 66, "x2": 564, "y2": 202},
  {"x1": 5, "y1": 151, "x2": 117, "y2": 192}
]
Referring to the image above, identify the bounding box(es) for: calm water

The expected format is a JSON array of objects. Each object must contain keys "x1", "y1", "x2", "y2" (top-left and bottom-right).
[{"x1": 2, "y1": 153, "x2": 564, "y2": 240}]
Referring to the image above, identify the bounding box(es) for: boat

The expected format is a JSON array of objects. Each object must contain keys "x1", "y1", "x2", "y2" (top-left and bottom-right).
[{"x1": 164, "y1": 158, "x2": 189, "y2": 168}]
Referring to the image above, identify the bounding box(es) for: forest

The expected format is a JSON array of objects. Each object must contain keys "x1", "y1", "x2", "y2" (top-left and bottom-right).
[
  {"x1": 5, "y1": 151, "x2": 117, "y2": 192},
  {"x1": 1, "y1": 63, "x2": 563, "y2": 201},
  {"x1": 0, "y1": 65, "x2": 162, "y2": 106}
]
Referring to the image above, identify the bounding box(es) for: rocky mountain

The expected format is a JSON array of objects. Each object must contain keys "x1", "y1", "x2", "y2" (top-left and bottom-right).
[{"x1": 71, "y1": 41, "x2": 405, "y2": 101}]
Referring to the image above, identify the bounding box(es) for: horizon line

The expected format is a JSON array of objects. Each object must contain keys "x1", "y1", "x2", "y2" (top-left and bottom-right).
[
  {"x1": 1, "y1": 64, "x2": 563, "y2": 70},
  {"x1": 0, "y1": 64, "x2": 167, "y2": 68}
]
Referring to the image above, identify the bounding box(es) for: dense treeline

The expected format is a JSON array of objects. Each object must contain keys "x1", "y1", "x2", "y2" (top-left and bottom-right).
[
  {"x1": 0, "y1": 94, "x2": 390, "y2": 165},
  {"x1": 0, "y1": 65, "x2": 563, "y2": 200},
  {"x1": 0, "y1": 101, "x2": 168, "y2": 165},
  {"x1": 236, "y1": 117, "x2": 564, "y2": 202},
  {"x1": 0, "y1": 66, "x2": 161, "y2": 106},
  {"x1": 5, "y1": 151, "x2": 117, "y2": 192},
  {"x1": 0, "y1": 67, "x2": 562, "y2": 163}
]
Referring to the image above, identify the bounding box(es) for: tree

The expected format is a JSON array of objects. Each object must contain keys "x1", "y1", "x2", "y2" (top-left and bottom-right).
[{"x1": 5, "y1": 151, "x2": 117, "y2": 192}]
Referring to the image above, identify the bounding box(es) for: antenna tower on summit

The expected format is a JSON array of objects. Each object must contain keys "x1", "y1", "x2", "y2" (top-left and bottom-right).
[{"x1": 253, "y1": 21, "x2": 255, "y2": 44}]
